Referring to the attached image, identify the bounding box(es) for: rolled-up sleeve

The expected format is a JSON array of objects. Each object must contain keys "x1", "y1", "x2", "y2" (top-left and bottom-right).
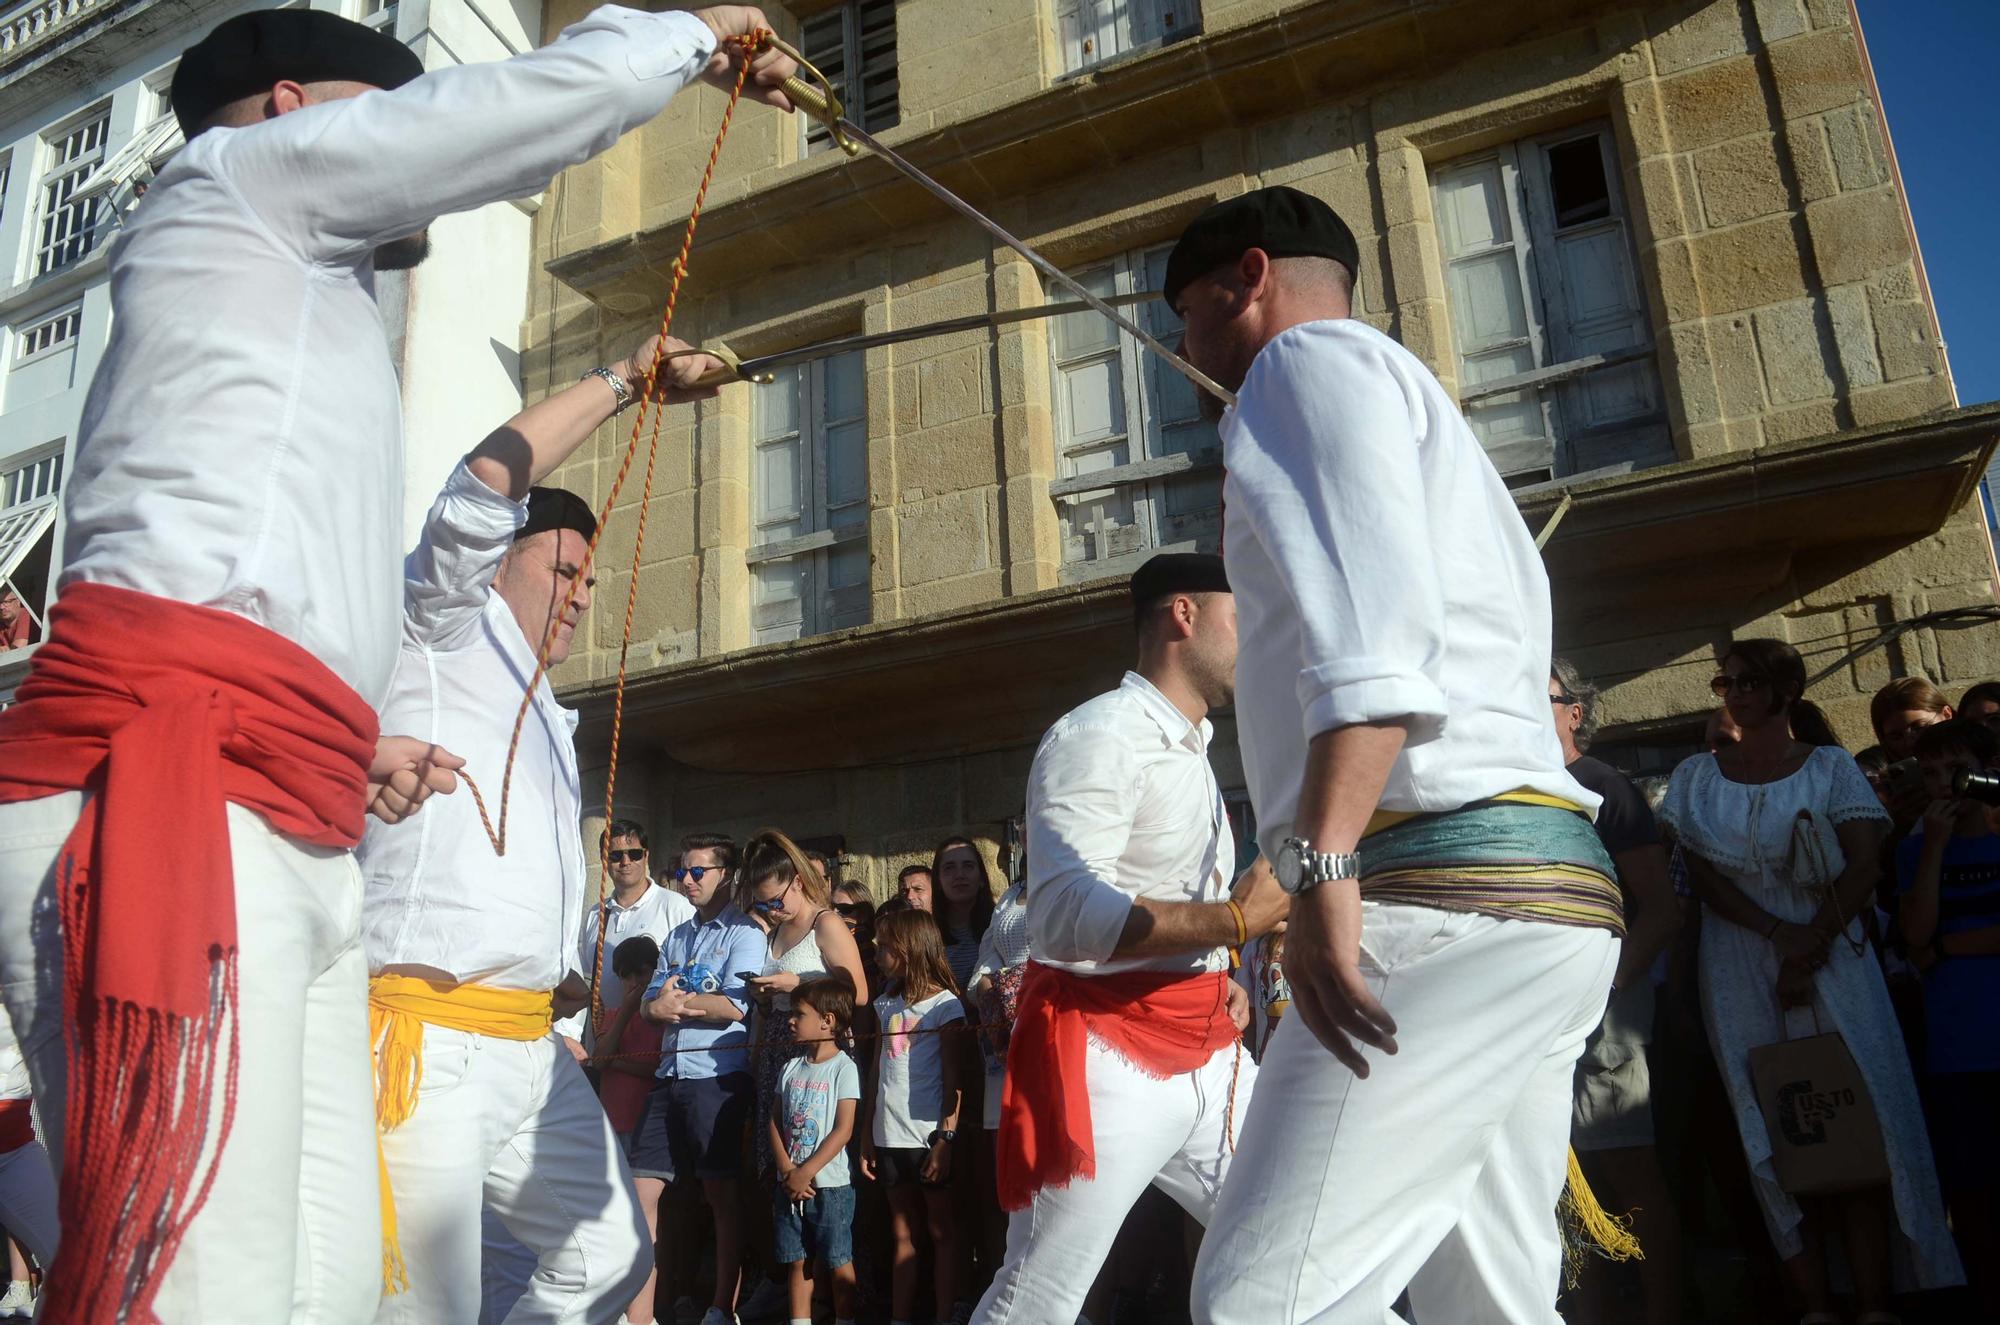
[
  {"x1": 403, "y1": 462, "x2": 526, "y2": 649},
  {"x1": 1229, "y1": 329, "x2": 1449, "y2": 744},
  {"x1": 1025, "y1": 720, "x2": 1143, "y2": 964}
]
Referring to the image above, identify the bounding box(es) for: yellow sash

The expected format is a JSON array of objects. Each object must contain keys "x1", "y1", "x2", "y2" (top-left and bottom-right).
[{"x1": 367, "y1": 974, "x2": 556, "y2": 1293}]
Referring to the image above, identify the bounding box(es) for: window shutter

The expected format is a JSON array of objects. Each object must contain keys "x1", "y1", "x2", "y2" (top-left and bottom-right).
[
  {"x1": 817, "y1": 352, "x2": 871, "y2": 631},
  {"x1": 751, "y1": 367, "x2": 810, "y2": 642},
  {"x1": 857, "y1": 0, "x2": 899, "y2": 133},
  {"x1": 1433, "y1": 152, "x2": 1554, "y2": 479},
  {"x1": 1139, "y1": 246, "x2": 1221, "y2": 550},
  {"x1": 1520, "y1": 127, "x2": 1669, "y2": 472},
  {"x1": 1052, "y1": 263, "x2": 1140, "y2": 563}
]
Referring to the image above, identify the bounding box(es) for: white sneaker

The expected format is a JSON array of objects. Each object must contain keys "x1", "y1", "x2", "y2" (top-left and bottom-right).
[
  {"x1": 0, "y1": 1281, "x2": 31, "y2": 1317},
  {"x1": 698, "y1": 1310, "x2": 738, "y2": 1325},
  {"x1": 736, "y1": 1278, "x2": 787, "y2": 1321}
]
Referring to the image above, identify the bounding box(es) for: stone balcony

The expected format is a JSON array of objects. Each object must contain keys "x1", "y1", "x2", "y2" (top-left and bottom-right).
[{"x1": 0, "y1": 0, "x2": 106, "y2": 66}]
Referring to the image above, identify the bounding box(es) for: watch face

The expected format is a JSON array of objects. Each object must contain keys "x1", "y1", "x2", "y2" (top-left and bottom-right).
[{"x1": 1276, "y1": 842, "x2": 1304, "y2": 893}]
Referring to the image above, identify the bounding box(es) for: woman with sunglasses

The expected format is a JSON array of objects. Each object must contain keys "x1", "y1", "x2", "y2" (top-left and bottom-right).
[
  {"x1": 1662, "y1": 640, "x2": 1959, "y2": 1323},
  {"x1": 739, "y1": 833, "x2": 868, "y2": 1170}
]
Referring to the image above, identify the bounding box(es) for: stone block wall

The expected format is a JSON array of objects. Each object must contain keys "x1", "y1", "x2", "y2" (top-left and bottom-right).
[{"x1": 521, "y1": 0, "x2": 1992, "y2": 781}]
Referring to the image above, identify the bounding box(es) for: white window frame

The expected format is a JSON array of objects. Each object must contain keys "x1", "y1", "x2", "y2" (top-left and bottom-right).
[
  {"x1": 1, "y1": 443, "x2": 64, "y2": 509},
  {"x1": 14, "y1": 304, "x2": 81, "y2": 363},
  {"x1": 747, "y1": 352, "x2": 871, "y2": 643},
  {"x1": 1055, "y1": 0, "x2": 1200, "y2": 76},
  {"x1": 355, "y1": 0, "x2": 397, "y2": 32},
  {"x1": 1047, "y1": 244, "x2": 1222, "y2": 581},
  {"x1": 33, "y1": 102, "x2": 112, "y2": 278},
  {"x1": 0, "y1": 444, "x2": 65, "y2": 647},
  {"x1": 799, "y1": 0, "x2": 898, "y2": 156},
  {"x1": 1432, "y1": 121, "x2": 1668, "y2": 485}
]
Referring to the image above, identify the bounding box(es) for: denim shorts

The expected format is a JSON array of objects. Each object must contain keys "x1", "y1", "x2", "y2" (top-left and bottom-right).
[{"x1": 774, "y1": 1183, "x2": 855, "y2": 1268}]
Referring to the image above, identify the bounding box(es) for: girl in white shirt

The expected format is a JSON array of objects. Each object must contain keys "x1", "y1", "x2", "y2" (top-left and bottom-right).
[{"x1": 859, "y1": 910, "x2": 969, "y2": 1325}]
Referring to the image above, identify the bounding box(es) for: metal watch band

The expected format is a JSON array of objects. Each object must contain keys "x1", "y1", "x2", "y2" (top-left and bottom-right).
[{"x1": 581, "y1": 365, "x2": 633, "y2": 413}]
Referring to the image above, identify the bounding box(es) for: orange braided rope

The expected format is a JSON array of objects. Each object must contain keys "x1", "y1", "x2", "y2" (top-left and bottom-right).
[{"x1": 456, "y1": 32, "x2": 767, "y2": 1038}]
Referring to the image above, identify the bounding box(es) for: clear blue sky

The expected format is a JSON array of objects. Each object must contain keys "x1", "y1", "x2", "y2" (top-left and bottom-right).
[{"x1": 1856, "y1": 0, "x2": 1998, "y2": 407}]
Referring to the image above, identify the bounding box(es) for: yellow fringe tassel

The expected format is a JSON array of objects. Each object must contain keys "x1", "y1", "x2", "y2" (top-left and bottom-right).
[
  {"x1": 368, "y1": 976, "x2": 555, "y2": 1295},
  {"x1": 1559, "y1": 1146, "x2": 1643, "y2": 1289}
]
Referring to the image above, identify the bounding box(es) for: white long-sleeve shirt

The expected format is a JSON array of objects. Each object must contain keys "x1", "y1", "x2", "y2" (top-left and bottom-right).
[
  {"x1": 1222, "y1": 319, "x2": 1596, "y2": 864},
  {"x1": 358, "y1": 464, "x2": 586, "y2": 992},
  {"x1": 1025, "y1": 672, "x2": 1234, "y2": 977},
  {"x1": 58, "y1": 7, "x2": 717, "y2": 709}
]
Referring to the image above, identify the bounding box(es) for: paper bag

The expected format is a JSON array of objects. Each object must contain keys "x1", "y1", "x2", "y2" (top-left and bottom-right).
[{"x1": 1748, "y1": 1031, "x2": 1890, "y2": 1195}]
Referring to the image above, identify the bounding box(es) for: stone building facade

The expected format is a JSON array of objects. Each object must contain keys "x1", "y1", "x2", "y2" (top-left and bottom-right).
[{"x1": 527, "y1": 0, "x2": 1999, "y2": 894}]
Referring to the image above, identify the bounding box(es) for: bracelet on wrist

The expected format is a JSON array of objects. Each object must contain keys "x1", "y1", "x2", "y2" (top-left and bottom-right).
[{"x1": 1226, "y1": 899, "x2": 1248, "y2": 948}]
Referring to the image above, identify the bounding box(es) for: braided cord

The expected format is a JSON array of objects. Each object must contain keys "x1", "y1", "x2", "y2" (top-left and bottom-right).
[{"x1": 458, "y1": 32, "x2": 768, "y2": 1039}]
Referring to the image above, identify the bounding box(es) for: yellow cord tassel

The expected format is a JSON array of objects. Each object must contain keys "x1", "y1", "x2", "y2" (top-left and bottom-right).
[{"x1": 1559, "y1": 1146, "x2": 1642, "y2": 1289}]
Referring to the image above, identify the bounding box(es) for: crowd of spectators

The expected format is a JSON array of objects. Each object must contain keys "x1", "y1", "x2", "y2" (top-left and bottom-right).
[{"x1": 386, "y1": 651, "x2": 2000, "y2": 1325}]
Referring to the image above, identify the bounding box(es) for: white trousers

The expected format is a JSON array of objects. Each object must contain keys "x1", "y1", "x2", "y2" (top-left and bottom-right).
[
  {"x1": 373, "y1": 1024, "x2": 650, "y2": 1325},
  {"x1": 972, "y1": 1034, "x2": 1256, "y2": 1324},
  {"x1": 0, "y1": 1140, "x2": 56, "y2": 1268},
  {"x1": 1192, "y1": 904, "x2": 1618, "y2": 1325},
  {"x1": 0, "y1": 791, "x2": 382, "y2": 1323}
]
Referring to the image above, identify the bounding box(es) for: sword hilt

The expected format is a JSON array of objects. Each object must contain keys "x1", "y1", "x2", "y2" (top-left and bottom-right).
[
  {"x1": 661, "y1": 343, "x2": 773, "y2": 390},
  {"x1": 761, "y1": 32, "x2": 860, "y2": 157}
]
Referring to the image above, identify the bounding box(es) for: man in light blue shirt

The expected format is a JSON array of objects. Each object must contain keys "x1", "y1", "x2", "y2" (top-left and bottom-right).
[{"x1": 632, "y1": 833, "x2": 766, "y2": 1325}]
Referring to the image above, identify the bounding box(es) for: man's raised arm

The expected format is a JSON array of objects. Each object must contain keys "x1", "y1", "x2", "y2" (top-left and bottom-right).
[{"x1": 217, "y1": 6, "x2": 795, "y2": 265}]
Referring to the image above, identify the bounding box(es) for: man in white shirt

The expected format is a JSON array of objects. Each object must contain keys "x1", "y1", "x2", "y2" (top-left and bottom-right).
[
  {"x1": 0, "y1": 6, "x2": 794, "y2": 1320},
  {"x1": 2, "y1": 10, "x2": 797, "y2": 1322},
  {"x1": 362, "y1": 328, "x2": 725, "y2": 1324},
  {"x1": 558, "y1": 820, "x2": 697, "y2": 1057},
  {"x1": 1166, "y1": 187, "x2": 1625, "y2": 1325},
  {"x1": 972, "y1": 553, "x2": 1287, "y2": 1325}
]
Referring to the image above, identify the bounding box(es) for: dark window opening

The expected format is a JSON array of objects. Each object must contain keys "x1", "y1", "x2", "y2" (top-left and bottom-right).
[{"x1": 1546, "y1": 137, "x2": 1610, "y2": 228}]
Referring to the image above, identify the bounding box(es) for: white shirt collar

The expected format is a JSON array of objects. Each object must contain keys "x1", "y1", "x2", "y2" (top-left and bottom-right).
[{"x1": 1119, "y1": 671, "x2": 1212, "y2": 753}]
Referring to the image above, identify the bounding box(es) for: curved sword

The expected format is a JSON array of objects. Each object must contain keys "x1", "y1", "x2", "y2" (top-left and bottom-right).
[
  {"x1": 673, "y1": 290, "x2": 1161, "y2": 386},
  {"x1": 766, "y1": 41, "x2": 1237, "y2": 409}
]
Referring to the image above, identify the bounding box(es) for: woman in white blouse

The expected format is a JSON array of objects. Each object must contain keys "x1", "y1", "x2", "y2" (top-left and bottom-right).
[{"x1": 1662, "y1": 640, "x2": 1959, "y2": 1323}]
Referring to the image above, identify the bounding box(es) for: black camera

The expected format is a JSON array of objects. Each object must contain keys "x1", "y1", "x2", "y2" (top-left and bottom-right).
[{"x1": 1951, "y1": 768, "x2": 2000, "y2": 805}]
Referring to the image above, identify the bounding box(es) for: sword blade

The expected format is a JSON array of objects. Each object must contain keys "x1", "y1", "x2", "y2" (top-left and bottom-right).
[
  {"x1": 716, "y1": 290, "x2": 1162, "y2": 378},
  {"x1": 837, "y1": 122, "x2": 1238, "y2": 409}
]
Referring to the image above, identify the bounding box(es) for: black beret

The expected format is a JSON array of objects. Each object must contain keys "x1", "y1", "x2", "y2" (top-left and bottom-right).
[
  {"x1": 1163, "y1": 186, "x2": 1361, "y2": 308},
  {"x1": 172, "y1": 9, "x2": 425, "y2": 138},
  {"x1": 1131, "y1": 552, "x2": 1230, "y2": 626},
  {"x1": 518, "y1": 487, "x2": 599, "y2": 545}
]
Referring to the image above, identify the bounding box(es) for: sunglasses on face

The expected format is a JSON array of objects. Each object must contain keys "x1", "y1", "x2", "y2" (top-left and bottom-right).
[
  {"x1": 751, "y1": 878, "x2": 798, "y2": 915},
  {"x1": 673, "y1": 865, "x2": 720, "y2": 884},
  {"x1": 606, "y1": 849, "x2": 646, "y2": 865},
  {"x1": 1550, "y1": 692, "x2": 1579, "y2": 706},
  {"x1": 1710, "y1": 673, "x2": 1771, "y2": 698}
]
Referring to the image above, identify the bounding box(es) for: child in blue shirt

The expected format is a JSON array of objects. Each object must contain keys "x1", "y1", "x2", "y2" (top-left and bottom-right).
[
  {"x1": 767, "y1": 975, "x2": 861, "y2": 1325},
  {"x1": 1897, "y1": 718, "x2": 2000, "y2": 1313}
]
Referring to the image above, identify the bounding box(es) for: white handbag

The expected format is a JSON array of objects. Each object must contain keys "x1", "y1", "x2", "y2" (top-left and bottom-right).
[{"x1": 1786, "y1": 807, "x2": 1844, "y2": 892}]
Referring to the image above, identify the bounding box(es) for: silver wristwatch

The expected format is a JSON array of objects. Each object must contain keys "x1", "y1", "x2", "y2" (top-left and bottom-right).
[
  {"x1": 1275, "y1": 836, "x2": 1361, "y2": 895},
  {"x1": 581, "y1": 365, "x2": 634, "y2": 413}
]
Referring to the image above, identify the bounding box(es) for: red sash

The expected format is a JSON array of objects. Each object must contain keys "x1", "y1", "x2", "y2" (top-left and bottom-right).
[
  {"x1": 996, "y1": 961, "x2": 1237, "y2": 1211},
  {"x1": 0, "y1": 583, "x2": 376, "y2": 1323}
]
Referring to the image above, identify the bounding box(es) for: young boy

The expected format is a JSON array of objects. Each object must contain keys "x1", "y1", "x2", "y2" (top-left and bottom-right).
[
  {"x1": 769, "y1": 976, "x2": 861, "y2": 1325},
  {"x1": 1898, "y1": 718, "x2": 2000, "y2": 1313}
]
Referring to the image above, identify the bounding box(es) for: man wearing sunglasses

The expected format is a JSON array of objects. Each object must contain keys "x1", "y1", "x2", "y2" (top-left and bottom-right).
[
  {"x1": 555, "y1": 820, "x2": 695, "y2": 1061},
  {"x1": 637, "y1": 833, "x2": 767, "y2": 1325}
]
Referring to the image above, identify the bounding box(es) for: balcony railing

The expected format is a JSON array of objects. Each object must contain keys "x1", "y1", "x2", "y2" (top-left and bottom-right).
[{"x1": 1, "y1": 0, "x2": 107, "y2": 67}]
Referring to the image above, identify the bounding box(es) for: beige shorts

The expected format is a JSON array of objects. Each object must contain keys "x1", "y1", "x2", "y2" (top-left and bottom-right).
[{"x1": 1572, "y1": 980, "x2": 1656, "y2": 1152}]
